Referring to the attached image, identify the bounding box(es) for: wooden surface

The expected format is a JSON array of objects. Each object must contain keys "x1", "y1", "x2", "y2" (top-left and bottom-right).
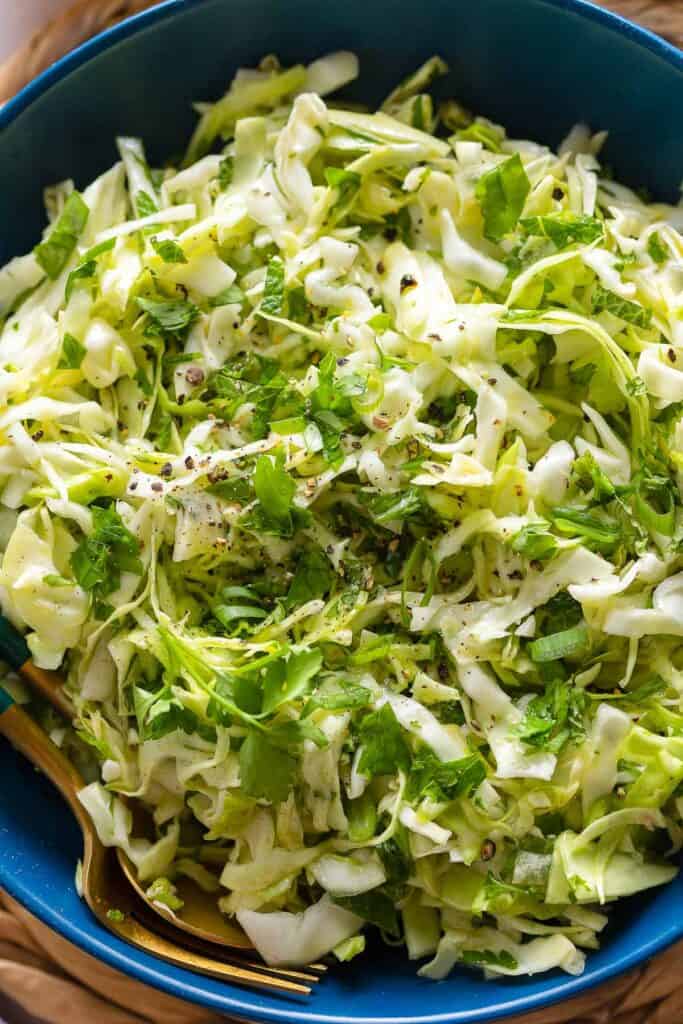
[
  {"x1": 0, "y1": 0, "x2": 682, "y2": 1022},
  {"x1": 0, "y1": 0, "x2": 683, "y2": 101}
]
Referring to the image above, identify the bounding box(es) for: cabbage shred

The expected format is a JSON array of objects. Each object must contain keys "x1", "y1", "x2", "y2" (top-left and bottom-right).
[{"x1": 0, "y1": 52, "x2": 682, "y2": 977}]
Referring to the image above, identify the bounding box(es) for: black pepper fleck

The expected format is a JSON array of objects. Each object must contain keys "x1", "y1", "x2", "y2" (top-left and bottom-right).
[
  {"x1": 185, "y1": 366, "x2": 205, "y2": 386},
  {"x1": 480, "y1": 840, "x2": 496, "y2": 861}
]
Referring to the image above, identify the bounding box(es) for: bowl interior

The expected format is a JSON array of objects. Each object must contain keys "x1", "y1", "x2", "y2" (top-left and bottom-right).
[
  {"x1": 1, "y1": 0, "x2": 683, "y2": 1020},
  {"x1": 2, "y1": 0, "x2": 683, "y2": 265}
]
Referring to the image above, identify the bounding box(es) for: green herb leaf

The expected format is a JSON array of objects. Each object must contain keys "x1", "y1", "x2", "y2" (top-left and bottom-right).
[
  {"x1": 378, "y1": 830, "x2": 412, "y2": 892},
  {"x1": 134, "y1": 367, "x2": 153, "y2": 396},
  {"x1": 461, "y1": 949, "x2": 518, "y2": 970},
  {"x1": 261, "y1": 256, "x2": 285, "y2": 315},
  {"x1": 308, "y1": 352, "x2": 365, "y2": 467},
  {"x1": 286, "y1": 547, "x2": 335, "y2": 608},
  {"x1": 286, "y1": 286, "x2": 310, "y2": 323},
  {"x1": 242, "y1": 451, "x2": 309, "y2": 538},
  {"x1": 324, "y1": 167, "x2": 362, "y2": 218},
  {"x1": 407, "y1": 748, "x2": 486, "y2": 803},
  {"x1": 254, "y1": 451, "x2": 295, "y2": 518},
  {"x1": 151, "y1": 236, "x2": 187, "y2": 263},
  {"x1": 510, "y1": 523, "x2": 558, "y2": 561},
  {"x1": 34, "y1": 191, "x2": 90, "y2": 279},
  {"x1": 647, "y1": 232, "x2": 668, "y2": 264},
  {"x1": 218, "y1": 156, "x2": 234, "y2": 191},
  {"x1": 626, "y1": 375, "x2": 647, "y2": 397},
  {"x1": 136, "y1": 190, "x2": 158, "y2": 218},
  {"x1": 568, "y1": 362, "x2": 596, "y2": 388},
  {"x1": 70, "y1": 504, "x2": 143, "y2": 603},
  {"x1": 209, "y1": 352, "x2": 300, "y2": 440},
  {"x1": 472, "y1": 873, "x2": 533, "y2": 916},
  {"x1": 475, "y1": 154, "x2": 530, "y2": 241},
  {"x1": 541, "y1": 591, "x2": 583, "y2": 633},
  {"x1": 520, "y1": 214, "x2": 603, "y2": 248},
  {"x1": 239, "y1": 730, "x2": 296, "y2": 803},
  {"x1": 133, "y1": 685, "x2": 206, "y2": 741},
  {"x1": 572, "y1": 452, "x2": 616, "y2": 501},
  {"x1": 312, "y1": 352, "x2": 365, "y2": 411},
  {"x1": 358, "y1": 703, "x2": 411, "y2": 777},
  {"x1": 261, "y1": 647, "x2": 322, "y2": 714},
  {"x1": 592, "y1": 284, "x2": 652, "y2": 327},
  {"x1": 515, "y1": 676, "x2": 586, "y2": 753},
  {"x1": 630, "y1": 456, "x2": 679, "y2": 538},
  {"x1": 211, "y1": 671, "x2": 262, "y2": 718},
  {"x1": 136, "y1": 295, "x2": 199, "y2": 336},
  {"x1": 368, "y1": 312, "x2": 392, "y2": 333},
  {"x1": 65, "y1": 238, "x2": 115, "y2": 301},
  {"x1": 150, "y1": 406, "x2": 174, "y2": 450},
  {"x1": 334, "y1": 891, "x2": 400, "y2": 936},
  {"x1": 269, "y1": 718, "x2": 328, "y2": 749},
  {"x1": 432, "y1": 700, "x2": 465, "y2": 725},
  {"x1": 210, "y1": 284, "x2": 245, "y2": 307},
  {"x1": 207, "y1": 476, "x2": 252, "y2": 504},
  {"x1": 58, "y1": 332, "x2": 86, "y2": 370},
  {"x1": 368, "y1": 487, "x2": 423, "y2": 525}
]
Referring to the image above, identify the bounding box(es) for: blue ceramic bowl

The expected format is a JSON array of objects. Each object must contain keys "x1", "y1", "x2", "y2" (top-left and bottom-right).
[{"x1": 1, "y1": 1, "x2": 682, "y2": 1020}]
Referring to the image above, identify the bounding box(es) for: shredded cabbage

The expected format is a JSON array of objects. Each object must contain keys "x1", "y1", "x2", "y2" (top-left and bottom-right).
[{"x1": 1, "y1": 51, "x2": 681, "y2": 978}]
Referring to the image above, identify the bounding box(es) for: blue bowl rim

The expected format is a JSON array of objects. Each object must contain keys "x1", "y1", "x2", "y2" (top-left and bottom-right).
[{"x1": 1, "y1": 0, "x2": 682, "y2": 1020}]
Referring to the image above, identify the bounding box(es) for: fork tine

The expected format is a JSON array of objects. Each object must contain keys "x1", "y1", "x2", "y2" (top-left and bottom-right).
[
  {"x1": 237, "y1": 963, "x2": 323, "y2": 984},
  {"x1": 129, "y1": 893, "x2": 324, "y2": 986},
  {"x1": 114, "y1": 847, "x2": 327, "y2": 983},
  {"x1": 91, "y1": 849, "x2": 316, "y2": 995},
  {"x1": 103, "y1": 908, "x2": 313, "y2": 994}
]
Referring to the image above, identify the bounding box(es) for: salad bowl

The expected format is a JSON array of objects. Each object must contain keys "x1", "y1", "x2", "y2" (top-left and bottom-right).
[{"x1": 0, "y1": 1, "x2": 682, "y2": 1022}]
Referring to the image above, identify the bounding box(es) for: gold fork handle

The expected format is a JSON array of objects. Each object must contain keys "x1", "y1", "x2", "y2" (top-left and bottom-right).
[
  {"x1": 0, "y1": 702, "x2": 89, "y2": 830},
  {"x1": 0, "y1": 704, "x2": 314, "y2": 995},
  {"x1": 18, "y1": 659, "x2": 74, "y2": 719}
]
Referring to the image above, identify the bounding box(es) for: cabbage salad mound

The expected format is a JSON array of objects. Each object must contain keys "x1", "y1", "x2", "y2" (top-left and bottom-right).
[{"x1": 1, "y1": 52, "x2": 682, "y2": 977}]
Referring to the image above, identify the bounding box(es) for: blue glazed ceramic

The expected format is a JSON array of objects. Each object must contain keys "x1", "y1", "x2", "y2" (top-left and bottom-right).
[{"x1": 0, "y1": 1, "x2": 682, "y2": 1020}]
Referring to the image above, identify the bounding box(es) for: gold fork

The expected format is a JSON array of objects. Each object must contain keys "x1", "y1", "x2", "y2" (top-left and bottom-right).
[
  {"x1": 0, "y1": 697, "x2": 324, "y2": 994},
  {"x1": 0, "y1": 624, "x2": 326, "y2": 997}
]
